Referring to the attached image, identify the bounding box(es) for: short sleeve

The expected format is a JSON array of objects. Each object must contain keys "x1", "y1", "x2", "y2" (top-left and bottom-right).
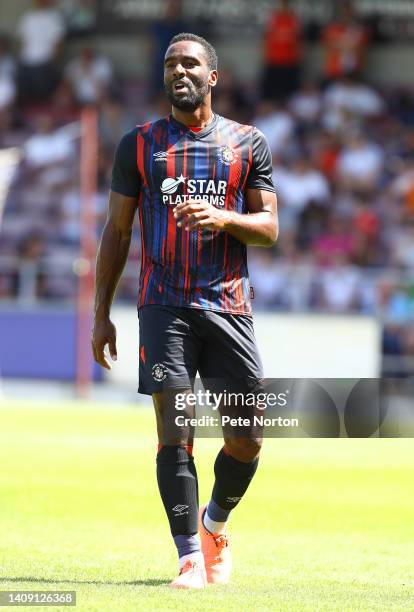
[
  {"x1": 110, "y1": 129, "x2": 142, "y2": 198},
  {"x1": 245, "y1": 128, "x2": 275, "y2": 193}
]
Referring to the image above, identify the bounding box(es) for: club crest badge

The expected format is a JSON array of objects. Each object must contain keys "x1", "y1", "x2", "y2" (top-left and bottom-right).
[
  {"x1": 218, "y1": 145, "x2": 238, "y2": 166},
  {"x1": 152, "y1": 362, "x2": 167, "y2": 382}
]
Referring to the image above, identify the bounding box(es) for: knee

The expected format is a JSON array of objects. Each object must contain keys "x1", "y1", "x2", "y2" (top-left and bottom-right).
[
  {"x1": 153, "y1": 391, "x2": 194, "y2": 447},
  {"x1": 224, "y1": 437, "x2": 262, "y2": 463}
]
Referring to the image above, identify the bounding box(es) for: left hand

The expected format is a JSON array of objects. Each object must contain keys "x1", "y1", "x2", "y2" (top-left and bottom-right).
[{"x1": 173, "y1": 200, "x2": 229, "y2": 232}]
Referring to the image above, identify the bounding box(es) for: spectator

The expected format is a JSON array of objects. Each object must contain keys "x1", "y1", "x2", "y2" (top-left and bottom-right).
[
  {"x1": 214, "y1": 67, "x2": 252, "y2": 124},
  {"x1": 0, "y1": 271, "x2": 17, "y2": 299},
  {"x1": 336, "y1": 131, "x2": 384, "y2": 191},
  {"x1": 392, "y1": 90, "x2": 414, "y2": 128},
  {"x1": 390, "y1": 159, "x2": 414, "y2": 216},
  {"x1": 0, "y1": 13, "x2": 413, "y2": 377},
  {"x1": 289, "y1": 82, "x2": 321, "y2": 125},
  {"x1": 253, "y1": 101, "x2": 294, "y2": 157},
  {"x1": 16, "y1": 0, "x2": 65, "y2": 103},
  {"x1": 321, "y1": 1, "x2": 369, "y2": 82},
  {"x1": 0, "y1": 36, "x2": 16, "y2": 115},
  {"x1": 16, "y1": 231, "x2": 47, "y2": 302},
  {"x1": 389, "y1": 220, "x2": 414, "y2": 270},
  {"x1": 312, "y1": 216, "x2": 355, "y2": 266},
  {"x1": 384, "y1": 285, "x2": 414, "y2": 324},
  {"x1": 403, "y1": 326, "x2": 414, "y2": 358},
  {"x1": 144, "y1": 91, "x2": 171, "y2": 123},
  {"x1": 323, "y1": 75, "x2": 384, "y2": 118},
  {"x1": 262, "y1": 0, "x2": 302, "y2": 102},
  {"x1": 321, "y1": 104, "x2": 361, "y2": 137},
  {"x1": 311, "y1": 130, "x2": 340, "y2": 179},
  {"x1": 382, "y1": 323, "x2": 406, "y2": 377},
  {"x1": 50, "y1": 79, "x2": 78, "y2": 123},
  {"x1": 24, "y1": 115, "x2": 74, "y2": 168},
  {"x1": 317, "y1": 254, "x2": 361, "y2": 313},
  {"x1": 399, "y1": 128, "x2": 414, "y2": 161},
  {"x1": 297, "y1": 200, "x2": 329, "y2": 251},
  {"x1": 249, "y1": 249, "x2": 285, "y2": 308},
  {"x1": 274, "y1": 157, "x2": 330, "y2": 227},
  {"x1": 351, "y1": 196, "x2": 381, "y2": 266},
  {"x1": 99, "y1": 96, "x2": 133, "y2": 148},
  {"x1": 64, "y1": 47, "x2": 113, "y2": 106}
]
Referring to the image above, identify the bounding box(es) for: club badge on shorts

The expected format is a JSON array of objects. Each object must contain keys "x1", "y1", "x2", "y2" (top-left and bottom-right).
[{"x1": 152, "y1": 362, "x2": 168, "y2": 382}]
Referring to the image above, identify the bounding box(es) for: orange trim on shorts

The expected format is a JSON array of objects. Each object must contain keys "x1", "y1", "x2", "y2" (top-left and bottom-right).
[{"x1": 157, "y1": 444, "x2": 193, "y2": 455}]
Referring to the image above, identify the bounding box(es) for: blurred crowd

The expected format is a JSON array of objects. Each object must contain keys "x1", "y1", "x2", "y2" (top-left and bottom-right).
[{"x1": 0, "y1": 0, "x2": 414, "y2": 373}]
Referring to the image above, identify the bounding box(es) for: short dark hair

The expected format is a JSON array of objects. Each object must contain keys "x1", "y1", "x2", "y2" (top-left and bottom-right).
[{"x1": 167, "y1": 32, "x2": 218, "y2": 71}]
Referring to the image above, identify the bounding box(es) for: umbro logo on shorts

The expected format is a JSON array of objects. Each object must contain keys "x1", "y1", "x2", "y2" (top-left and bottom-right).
[
  {"x1": 172, "y1": 504, "x2": 189, "y2": 516},
  {"x1": 153, "y1": 151, "x2": 168, "y2": 162}
]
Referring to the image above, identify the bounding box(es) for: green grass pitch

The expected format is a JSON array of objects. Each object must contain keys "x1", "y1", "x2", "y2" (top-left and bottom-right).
[{"x1": 0, "y1": 399, "x2": 413, "y2": 611}]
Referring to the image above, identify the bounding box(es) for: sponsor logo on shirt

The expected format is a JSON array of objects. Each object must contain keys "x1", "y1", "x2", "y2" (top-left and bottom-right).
[
  {"x1": 160, "y1": 174, "x2": 227, "y2": 207},
  {"x1": 160, "y1": 174, "x2": 186, "y2": 194}
]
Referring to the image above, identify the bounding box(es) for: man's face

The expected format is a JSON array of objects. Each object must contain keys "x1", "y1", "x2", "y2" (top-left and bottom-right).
[{"x1": 164, "y1": 41, "x2": 217, "y2": 112}]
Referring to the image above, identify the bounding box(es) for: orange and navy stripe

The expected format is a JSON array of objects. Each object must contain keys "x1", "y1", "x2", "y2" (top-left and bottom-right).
[{"x1": 135, "y1": 114, "x2": 254, "y2": 315}]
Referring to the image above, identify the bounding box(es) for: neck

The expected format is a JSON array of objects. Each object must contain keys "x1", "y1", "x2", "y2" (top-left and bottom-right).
[{"x1": 171, "y1": 101, "x2": 214, "y2": 128}]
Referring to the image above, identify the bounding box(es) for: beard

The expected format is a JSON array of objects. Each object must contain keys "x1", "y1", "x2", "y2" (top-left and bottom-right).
[{"x1": 164, "y1": 74, "x2": 210, "y2": 111}]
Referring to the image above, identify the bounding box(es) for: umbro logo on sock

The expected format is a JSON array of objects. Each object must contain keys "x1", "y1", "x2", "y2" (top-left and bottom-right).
[
  {"x1": 172, "y1": 504, "x2": 189, "y2": 516},
  {"x1": 226, "y1": 496, "x2": 241, "y2": 503}
]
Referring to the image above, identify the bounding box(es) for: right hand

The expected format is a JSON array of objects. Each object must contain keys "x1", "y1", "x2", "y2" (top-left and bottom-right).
[{"x1": 92, "y1": 317, "x2": 117, "y2": 370}]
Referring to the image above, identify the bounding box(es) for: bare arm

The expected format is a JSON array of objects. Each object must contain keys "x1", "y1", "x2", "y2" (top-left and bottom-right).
[
  {"x1": 223, "y1": 188, "x2": 278, "y2": 247},
  {"x1": 92, "y1": 190, "x2": 138, "y2": 369}
]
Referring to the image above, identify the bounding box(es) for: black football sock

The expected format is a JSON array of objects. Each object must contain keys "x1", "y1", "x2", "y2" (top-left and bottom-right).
[
  {"x1": 204, "y1": 447, "x2": 259, "y2": 531},
  {"x1": 156, "y1": 445, "x2": 199, "y2": 552}
]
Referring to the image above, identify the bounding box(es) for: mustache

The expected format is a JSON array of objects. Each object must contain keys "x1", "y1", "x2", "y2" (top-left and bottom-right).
[
  {"x1": 171, "y1": 77, "x2": 193, "y2": 88},
  {"x1": 164, "y1": 74, "x2": 210, "y2": 111}
]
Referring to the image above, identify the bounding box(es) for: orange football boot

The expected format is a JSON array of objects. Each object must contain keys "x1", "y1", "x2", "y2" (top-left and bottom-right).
[
  {"x1": 169, "y1": 559, "x2": 207, "y2": 589},
  {"x1": 198, "y1": 505, "x2": 232, "y2": 584}
]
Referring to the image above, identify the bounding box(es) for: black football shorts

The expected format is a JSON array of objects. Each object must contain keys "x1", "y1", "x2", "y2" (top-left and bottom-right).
[{"x1": 138, "y1": 305, "x2": 264, "y2": 395}]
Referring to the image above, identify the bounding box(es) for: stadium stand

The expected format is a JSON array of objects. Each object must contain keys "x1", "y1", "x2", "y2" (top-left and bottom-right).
[{"x1": 1, "y1": 0, "x2": 414, "y2": 376}]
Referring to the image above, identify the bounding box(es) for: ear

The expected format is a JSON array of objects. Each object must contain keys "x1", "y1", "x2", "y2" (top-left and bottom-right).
[{"x1": 208, "y1": 70, "x2": 218, "y2": 88}]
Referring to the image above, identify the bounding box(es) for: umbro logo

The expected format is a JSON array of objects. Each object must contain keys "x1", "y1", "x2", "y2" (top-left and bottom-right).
[
  {"x1": 172, "y1": 504, "x2": 189, "y2": 516},
  {"x1": 153, "y1": 151, "x2": 168, "y2": 162}
]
